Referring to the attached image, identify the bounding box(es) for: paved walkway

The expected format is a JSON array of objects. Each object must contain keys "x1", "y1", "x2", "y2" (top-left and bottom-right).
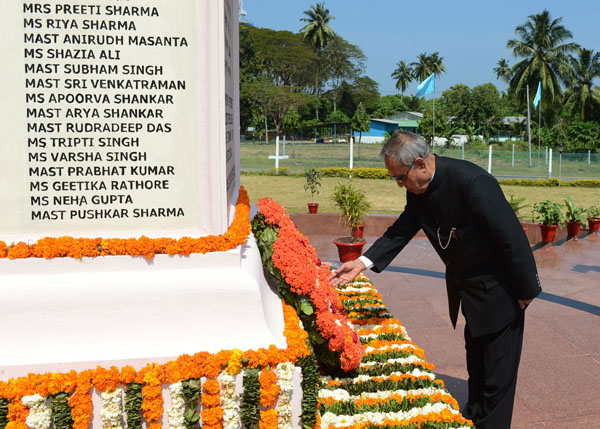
[{"x1": 302, "y1": 227, "x2": 600, "y2": 428}]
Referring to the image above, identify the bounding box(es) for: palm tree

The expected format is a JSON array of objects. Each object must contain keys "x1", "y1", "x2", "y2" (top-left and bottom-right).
[
  {"x1": 300, "y1": 2, "x2": 335, "y2": 121},
  {"x1": 405, "y1": 95, "x2": 423, "y2": 112},
  {"x1": 391, "y1": 61, "x2": 413, "y2": 93},
  {"x1": 565, "y1": 48, "x2": 600, "y2": 121},
  {"x1": 494, "y1": 59, "x2": 512, "y2": 83},
  {"x1": 506, "y1": 9, "x2": 579, "y2": 105},
  {"x1": 427, "y1": 52, "x2": 446, "y2": 78},
  {"x1": 411, "y1": 52, "x2": 446, "y2": 82}
]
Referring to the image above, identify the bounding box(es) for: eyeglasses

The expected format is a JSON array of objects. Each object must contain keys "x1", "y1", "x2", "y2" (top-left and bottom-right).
[{"x1": 390, "y1": 160, "x2": 414, "y2": 184}]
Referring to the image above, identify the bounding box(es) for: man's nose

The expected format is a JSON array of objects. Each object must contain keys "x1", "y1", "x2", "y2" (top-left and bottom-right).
[{"x1": 396, "y1": 181, "x2": 405, "y2": 188}]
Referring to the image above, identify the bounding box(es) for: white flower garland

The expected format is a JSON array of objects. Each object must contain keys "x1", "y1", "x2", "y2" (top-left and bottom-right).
[
  {"x1": 360, "y1": 354, "x2": 424, "y2": 368},
  {"x1": 168, "y1": 382, "x2": 186, "y2": 429},
  {"x1": 275, "y1": 362, "x2": 294, "y2": 429},
  {"x1": 336, "y1": 286, "x2": 373, "y2": 293},
  {"x1": 219, "y1": 371, "x2": 241, "y2": 429},
  {"x1": 22, "y1": 394, "x2": 51, "y2": 429},
  {"x1": 319, "y1": 387, "x2": 449, "y2": 402},
  {"x1": 99, "y1": 388, "x2": 124, "y2": 429},
  {"x1": 363, "y1": 343, "x2": 417, "y2": 354},
  {"x1": 320, "y1": 402, "x2": 460, "y2": 427}
]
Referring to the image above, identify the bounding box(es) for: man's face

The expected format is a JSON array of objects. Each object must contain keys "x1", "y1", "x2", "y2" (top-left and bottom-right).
[{"x1": 385, "y1": 157, "x2": 431, "y2": 195}]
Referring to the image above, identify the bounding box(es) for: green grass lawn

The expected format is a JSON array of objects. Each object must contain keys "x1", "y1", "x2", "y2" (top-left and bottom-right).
[{"x1": 241, "y1": 175, "x2": 599, "y2": 220}]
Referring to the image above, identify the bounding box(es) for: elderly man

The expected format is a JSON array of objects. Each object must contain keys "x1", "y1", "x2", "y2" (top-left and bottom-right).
[{"x1": 329, "y1": 131, "x2": 541, "y2": 428}]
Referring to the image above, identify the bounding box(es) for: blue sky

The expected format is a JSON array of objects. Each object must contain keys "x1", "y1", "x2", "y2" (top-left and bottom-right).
[{"x1": 242, "y1": 0, "x2": 599, "y2": 97}]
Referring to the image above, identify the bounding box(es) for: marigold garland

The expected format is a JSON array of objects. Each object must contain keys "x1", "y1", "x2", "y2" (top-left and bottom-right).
[
  {"x1": 201, "y1": 379, "x2": 224, "y2": 429},
  {"x1": 0, "y1": 187, "x2": 250, "y2": 260},
  {"x1": 200, "y1": 407, "x2": 223, "y2": 429},
  {"x1": 0, "y1": 300, "x2": 309, "y2": 429},
  {"x1": 5, "y1": 399, "x2": 27, "y2": 429},
  {"x1": 68, "y1": 371, "x2": 93, "y2": 429},
  {"x1": 259, "y1": 369, "x2": 279, "y2": 408},
  {"x1": 259, "y1": 409, "x2": 278, "y2": 429},
  {"x1": 255, "y1": 197, "x2": 364, "y2": 372}
]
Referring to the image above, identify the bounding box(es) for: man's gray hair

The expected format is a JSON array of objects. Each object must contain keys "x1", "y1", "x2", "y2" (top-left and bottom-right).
[{"x1": 380, "y1": 131, "x2": 429, "y2": 165}]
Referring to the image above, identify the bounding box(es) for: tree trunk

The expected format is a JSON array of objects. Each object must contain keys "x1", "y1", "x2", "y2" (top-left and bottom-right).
[
  {"x1": 358, "y1": 132, "x2": 361, "y2": 158},
  {"x1": 315, "y1": 62, "x2": 320, "y2": 121},
  {"x1": 264, "y1": 107, "x2": 268, "y2": 144}
]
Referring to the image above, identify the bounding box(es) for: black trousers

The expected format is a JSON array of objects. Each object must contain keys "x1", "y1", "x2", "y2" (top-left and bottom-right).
[{"x1": 462, "y1": 311, "x2": 525, "y2": 429}]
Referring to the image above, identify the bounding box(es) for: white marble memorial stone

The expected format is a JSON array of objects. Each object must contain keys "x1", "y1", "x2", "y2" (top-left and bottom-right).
[
  {"x1": 1, "y1": 0, "x2": 240, "y2": 243},
  {"x1": 0, "y1": 0, "x2": 286, "y2": 382}
]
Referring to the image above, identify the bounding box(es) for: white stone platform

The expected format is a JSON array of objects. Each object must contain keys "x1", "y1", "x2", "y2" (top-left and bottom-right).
[{"x1": 0, "y1": 233, "x2": 286, "y2": 379}]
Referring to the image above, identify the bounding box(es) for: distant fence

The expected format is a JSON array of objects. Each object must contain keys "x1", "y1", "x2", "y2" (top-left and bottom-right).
[{"x1": 241, "y1": 140, "x2": 600, "y2": 180}]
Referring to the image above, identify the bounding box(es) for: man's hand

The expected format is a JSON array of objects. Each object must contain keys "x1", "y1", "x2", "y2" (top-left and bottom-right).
[
  {"x1": 518, "y1": 298, "x2": 533, "y2": 310},
  {"x1": 328, "y1": 259, "x2": 366, "y2": 287}
]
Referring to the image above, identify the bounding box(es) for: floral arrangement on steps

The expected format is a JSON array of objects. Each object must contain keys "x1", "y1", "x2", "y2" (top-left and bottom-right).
[
  {"x1": 318, "y1": 273, "x2": 474, "y2": 428},
  {"x1": 252, "y1": 197, "x2": 364, "y2": 376},
  {"x1": 0, "y1": 188, "x2": 251, "y2": 260},
  {"x1": 0, "y1": 301, "x2": 319, "y2": 429}
]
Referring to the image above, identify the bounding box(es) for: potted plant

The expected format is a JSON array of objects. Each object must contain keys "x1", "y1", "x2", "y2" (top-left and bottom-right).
[
  {"x1": 531, "y1": 200, "x2": 565, "y2": 243},
  {"x1": 564, "y1": 197, "x2": 586, "y2": 237},
  {"x1": 587, "y1": 205, "x2": 600, "y2": 233},
  {"x1": 508, "y1": 194, "x2": 530, "y2": 231},
  {"x1": 331, "y1": 181, "x2": 372, "y2": 262},
  {"x1": 304, "y1": 168, "x2": 322, "y2": 214}
]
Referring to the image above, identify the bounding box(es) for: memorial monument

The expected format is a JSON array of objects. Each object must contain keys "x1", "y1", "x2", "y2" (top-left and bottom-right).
[{"x1": 0, "y1": 1, "x2": 302, "y2": 426}]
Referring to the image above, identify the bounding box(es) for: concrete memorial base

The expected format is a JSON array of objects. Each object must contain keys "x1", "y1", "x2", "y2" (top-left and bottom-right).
[{"x1": 0, "y1": 234, "x2": 286, "y2": 376}]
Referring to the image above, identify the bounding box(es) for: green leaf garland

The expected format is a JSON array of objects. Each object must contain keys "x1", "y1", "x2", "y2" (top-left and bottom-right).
[
  {"x1": 48, "y1": 392, "x2": 74, "y2": 429},
  {"x1": 0, "y1": 399, "x2": 9, "y2": 429},
  {"x1": 240, "y1": 368, "x2": 260, "y2": 429},
  {"x1": 124, "y1": 382, "x2": 143, "y2": 429},
  {"x1": 181, "y1": 379, "x2": 202, "y2": 429},
  {"x1": 298, "y1": 355, "x2": 319, "y2": 429}
]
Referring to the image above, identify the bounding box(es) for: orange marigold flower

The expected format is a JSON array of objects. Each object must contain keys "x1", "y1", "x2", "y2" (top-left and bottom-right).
[
  {"x1": 202, "y1": 379, "x2": 220, "y2": 396},
  {"x1": 3, "y1": 186, "x2": 250, "y2": 260},
  {"x1": 259, "y1": 368, "x2": 279, "y2": 407},
  {"x1": 7, "y1": 399, "x2": 28, "y2": 429},
  {"x1": 259, "y1": 409, "x2": 279, "y2": 429},
  {"x1": 120, "y1": 366, "x2": 137, "y2": 385},
  {"x1": 201, "y1": 407, "x2": 223, "y2": 428}
]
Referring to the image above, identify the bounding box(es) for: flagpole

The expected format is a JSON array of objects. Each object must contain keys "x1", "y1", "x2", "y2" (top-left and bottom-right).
[
  {"x1": 432, "y1": 96, "x2": 435, "y2": 145},
  {"x1": 538, "y1": 100, "x2": 541, "y2": 167},
  {"x1": 526, "y1": 84, "x2": 532, "y2": 167}
]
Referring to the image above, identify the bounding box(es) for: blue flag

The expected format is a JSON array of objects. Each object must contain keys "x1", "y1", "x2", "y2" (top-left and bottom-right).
[
  {"x1": 533, "y1": 82, "x2": 541, "y2": 109},
  {"x1": 416, "y1": 73, "x2": 435, "y2": 98}
]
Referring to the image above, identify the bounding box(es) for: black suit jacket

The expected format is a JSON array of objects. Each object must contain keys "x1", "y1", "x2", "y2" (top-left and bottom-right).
[{"x1": 364, "y1": 155, "x2": 542, "y2": 337}]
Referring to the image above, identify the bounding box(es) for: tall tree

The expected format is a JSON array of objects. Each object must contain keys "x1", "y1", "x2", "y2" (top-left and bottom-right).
[
  {"x1": 373, "y1": 95, "x2": 407, "y2": 118},
  {"x1": 442, "y1": 84, "x2": 474, "y2": 129},
  {"x1": 244, "y1": 81, "x2": 314, "y2": 138},
  {"x1": 321, "y1": 35, "x2": 366, "y2": 113},
  {"x1": 338, "y1": 76, "x2": 380, "y2": 117},
  {"x1": 565, "y1": 48, "x2": 600, "y2": 121},
  {"x1": 352, "y1": 102, "x2": 370, "y2": 157},
  {"x1": 506, "y1": 9, "x2": 579, "y2": 105},
  {"x1": 494, "y1": 59, "x2": 512, "y2": 84},
  {"x1": 300, "y1": 2, "x2": 336, "y2": 121},
  {"x1": 246, "y1": 26, "x2": 316, "y2": 88},
  {"x1": 411, "y1": 52, "x2": 446, "y2": 82},
  {"x1": 391, "y1": 61, "x2": 413, "y2": 93}
]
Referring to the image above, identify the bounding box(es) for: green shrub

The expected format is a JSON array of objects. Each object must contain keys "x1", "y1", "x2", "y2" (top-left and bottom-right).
[
  {"x1": 304, "y1": 168, "x2": 322, "y2": 202},
  {"x1": 531, "y1": 200, "x2": 565, "y2": 227},
  {"x1": 587, "y1": 205, "x2": 600, "y2": 218},
  {"x1": 317, "y1": 167, "x2": 390, "y2": 179},
  {"x1": 332, "y1": 181, "x2": 372, "y2": 238},
  {"x1": 564, "y1": 197, "x2": 586, "y2": 223},
  {"x1": 565, "y1": 180, "x2": 600, "y2": 188}
]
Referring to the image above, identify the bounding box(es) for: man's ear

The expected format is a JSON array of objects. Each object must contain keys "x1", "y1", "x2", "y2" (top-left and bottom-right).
[{"x1": 413, "y1": 157, "x2": 426, "y2": 170}]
